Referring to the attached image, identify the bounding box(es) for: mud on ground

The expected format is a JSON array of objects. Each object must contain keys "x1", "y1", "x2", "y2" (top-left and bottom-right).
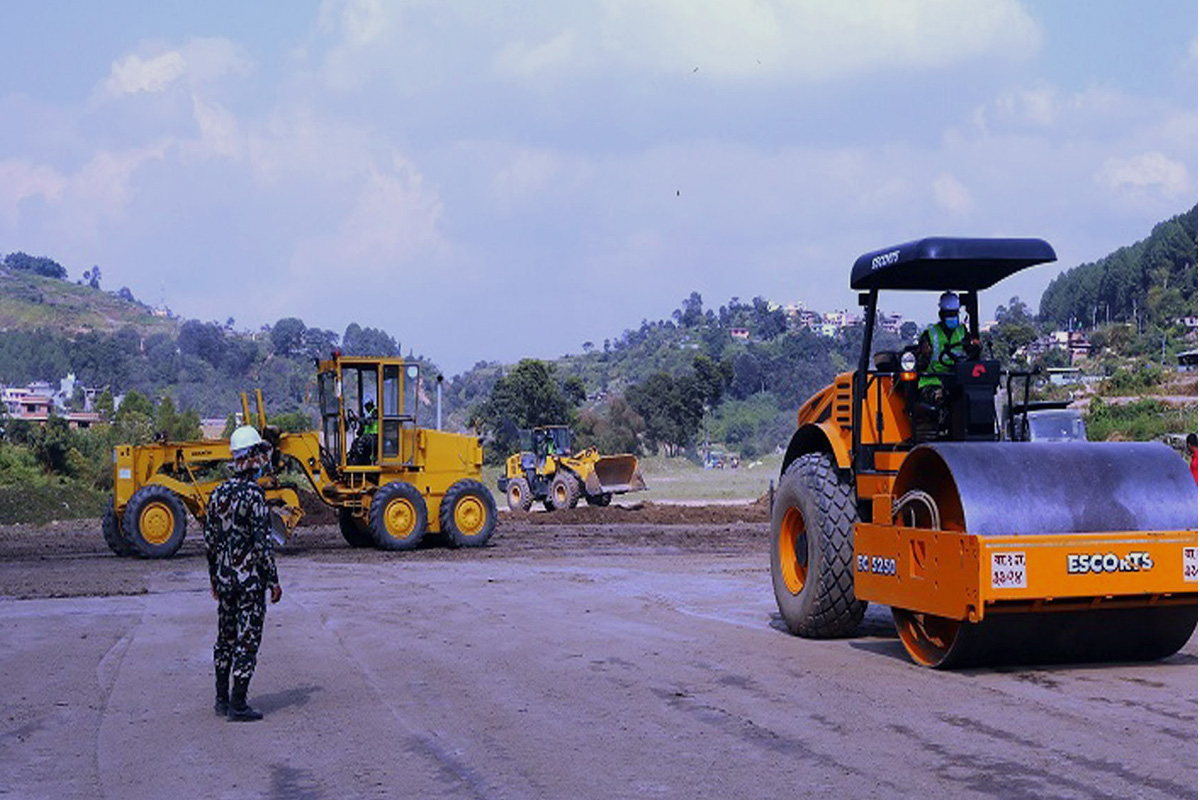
[{"x1": 0, "y1": 501, "x2": 770, "y2": 600}]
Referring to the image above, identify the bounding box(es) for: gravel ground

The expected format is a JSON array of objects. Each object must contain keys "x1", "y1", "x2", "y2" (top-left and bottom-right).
[{"x1": 0, "y1": 504, "x2": 1194, "y2": 800}]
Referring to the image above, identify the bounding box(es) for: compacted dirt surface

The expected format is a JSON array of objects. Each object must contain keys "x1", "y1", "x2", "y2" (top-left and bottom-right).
[{"x1": 1, "y1": 504, "x2": 1195, "y2": 800}]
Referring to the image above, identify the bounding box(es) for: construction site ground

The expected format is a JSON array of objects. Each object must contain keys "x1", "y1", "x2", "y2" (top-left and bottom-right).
[{"x1": 1, "y1": 504, "x2": 1195, "y2": 800}]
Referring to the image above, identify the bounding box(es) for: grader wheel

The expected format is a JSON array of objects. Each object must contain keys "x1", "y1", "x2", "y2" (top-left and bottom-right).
[
  {"x1": 770, "y1": 453, "x2": 865, "y2": 637},
  {"x1": 337, "y1": 508, "x2": 373, "y2": 548},
  {"x1": 369, "y1": 482, "x2": 428, "y2": 551},
  {"x1": 102, "y1": 499, "x2": 133, "y2": 557},
  {"x1": 440, "y1": 479, "x2": 498, "y2": 548},
  {"x1": 122, "y1": 486, "x2": 188, "y2": 559}
]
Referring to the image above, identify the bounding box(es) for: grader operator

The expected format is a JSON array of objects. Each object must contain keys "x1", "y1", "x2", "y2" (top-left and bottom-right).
[{"x1": 770, "y1": 237, "x2": 1197, "y2": 668}]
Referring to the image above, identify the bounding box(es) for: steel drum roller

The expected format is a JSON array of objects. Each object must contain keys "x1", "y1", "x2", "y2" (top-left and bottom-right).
[{"x1": 889, "y1": 442, "x2": 1198, "y2": 667}]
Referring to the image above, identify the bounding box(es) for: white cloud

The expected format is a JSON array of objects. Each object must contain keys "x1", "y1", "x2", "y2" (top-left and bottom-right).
[
  {"x1": 320, "y1": 0, "x2": 388, "y2": 45},
  {"x1": 0, "y1": 160, "x2": 66, "y2": 224},
  {"x1": 189, "y1": 97, "x2": 242, "y2": 160},
  {"x1": 1096, "y1": 152, "x2": 1190, "y2": 198},
  {"x1": 103, "y1": 51, "x2": 186, "y2": 96},
  {"x1": 288, "y1": 155, "x2": 445, "y2": 278},
  {"x1": 495, "y1": 30, "x2": 578, "y2": 78},
  {"x1": 491, "y1": 148, "x2": 578, "y2": 208},
  {"x1": 96, "y1": 38, "x2": 251, "y2": 101},
  {"x1": 595, "y1": 0, "x2": 1041, "y2": 81},
  {"x1": 0, "y1": 146, "x2": 167, "y2": 238},
  {"x1": 932, "y1": 173, "x2": 973, "y2": 214}
]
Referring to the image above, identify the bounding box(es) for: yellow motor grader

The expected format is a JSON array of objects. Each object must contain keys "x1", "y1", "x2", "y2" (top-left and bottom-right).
[
  {"x1": 497, "y1": 425, "x2": 646, "y2": 511},
  {"x1": 770, "y1": 237, "x2": 1197, "y2": 668},
  {"x1": 104, "y1": 354, "x2": 497, "y2": 558}
]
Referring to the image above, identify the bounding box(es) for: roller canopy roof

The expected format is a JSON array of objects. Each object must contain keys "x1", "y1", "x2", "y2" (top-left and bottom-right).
[{"x1": 850, "y1": 237, "x2": 1056, "y2": 291}]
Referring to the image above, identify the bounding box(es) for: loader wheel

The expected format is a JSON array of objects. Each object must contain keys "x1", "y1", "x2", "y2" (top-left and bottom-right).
[
  {"x1": 506, "y1": 478, "x2": 533, "y2": 512},
  {"x1": 549, "y1": 474, "x2": 580, "y2": 510},
  {"x1": 770, "y1": 453, "x2": 865, "y2": 638},
  {"x1": 122, "y1": 486, "x2": 188, "y2": 559},
  {"x1": 369, "y1": 482, "x2": 428, "y2": 551},
  {"x1": 440, "y1": 479, "x2": 498, "y2": 548},
  {"x1": 585, "y1": 493, "x2": 612, "y2": 507},
  {"x1": 102, "y1": 499, "x2": 133, "y2": 557},
  {"x1": 337, "y1": 508, "x2": 373, "y2": 548}
]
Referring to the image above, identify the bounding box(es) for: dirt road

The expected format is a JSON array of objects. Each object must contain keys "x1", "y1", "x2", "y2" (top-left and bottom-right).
[{"x1": 1, "y1": 510, "x2": 1195, "y2": 800}]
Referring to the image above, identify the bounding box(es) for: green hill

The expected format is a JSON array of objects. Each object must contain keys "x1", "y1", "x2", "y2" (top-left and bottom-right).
[
  {"x1": 0, "y1": 268, "x2": 176, "y2": 337},
  {"x1": 1039, "y1": 206, "x2": 1197, "y2": 329}
]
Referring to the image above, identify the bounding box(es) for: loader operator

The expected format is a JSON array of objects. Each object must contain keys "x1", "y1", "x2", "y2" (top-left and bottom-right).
[
  {"x1": 204, "y1": 425, "x2": 283, "y2": 722},
  {"x1": 914, "y1": 292, "x2": 980, "y2": 436}
]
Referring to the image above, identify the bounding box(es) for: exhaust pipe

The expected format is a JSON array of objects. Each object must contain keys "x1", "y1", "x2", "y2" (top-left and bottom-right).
[{"x1": 436, "y1": 374, "x2": 444, "y2": 430}]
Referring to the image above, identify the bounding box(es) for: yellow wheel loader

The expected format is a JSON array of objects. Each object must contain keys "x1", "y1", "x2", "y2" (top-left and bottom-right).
[
  {"x1": 105, "y1": 353, "x2": 497, "y2": 558},
  {"x1": 770, "y1": 237, "x2": 1197, "y2": 668},
  {"x1": 497, "y1": 425, "x2": 646, "y2": 511}
]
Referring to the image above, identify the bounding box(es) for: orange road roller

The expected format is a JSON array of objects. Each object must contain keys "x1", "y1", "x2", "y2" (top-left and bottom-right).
[{"x1": 770, "y1": 237, "x2": 1198, "y2": 668}]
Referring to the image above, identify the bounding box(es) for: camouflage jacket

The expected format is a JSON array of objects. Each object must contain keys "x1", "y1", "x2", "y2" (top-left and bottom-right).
[{"x1": 204, "y1": 477, "x2": 279, "y2": 596}]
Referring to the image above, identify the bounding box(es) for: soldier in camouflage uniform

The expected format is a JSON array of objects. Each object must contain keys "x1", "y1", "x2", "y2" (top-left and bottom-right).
[{"x1": 204, "y1": 425, "x2": 282, "y2": 722}]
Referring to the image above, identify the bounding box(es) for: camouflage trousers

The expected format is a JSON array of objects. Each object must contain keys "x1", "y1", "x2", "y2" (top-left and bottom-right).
[{"x1": 214, "y1": 589, "x2": 267, "y2": 682}]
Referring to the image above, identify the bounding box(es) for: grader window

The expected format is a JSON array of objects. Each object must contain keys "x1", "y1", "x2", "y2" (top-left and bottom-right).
[{"x1": 381, "y1": 364, "x2": 401, "y2": 459}]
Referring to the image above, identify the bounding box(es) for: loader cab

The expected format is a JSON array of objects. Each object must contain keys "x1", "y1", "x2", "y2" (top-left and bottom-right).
[
  {"x1": 849, "y1": 237, "x2": 1057, "y2": 473},
  {"x1": 534, "y1": 426, "x2": 573, "y2": 459},
  {"x1": 317, "y1": 354, "x2": 422, "y2": 476}
]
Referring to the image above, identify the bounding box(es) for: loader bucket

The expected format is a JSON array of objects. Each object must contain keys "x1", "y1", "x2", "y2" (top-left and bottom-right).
[{"x1": 586, "y1": 455, "x2": 647, "y2": 495}]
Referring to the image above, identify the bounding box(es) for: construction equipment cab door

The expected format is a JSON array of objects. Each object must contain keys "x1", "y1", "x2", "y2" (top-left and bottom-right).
[{"x1": 380, "y1": 363, "x2": 419, "y2": 466}]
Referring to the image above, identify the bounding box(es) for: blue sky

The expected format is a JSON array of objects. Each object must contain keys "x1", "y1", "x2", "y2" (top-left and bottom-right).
[{"x1": 0, "y1": 1, "x2": 1195, "y2": 375}]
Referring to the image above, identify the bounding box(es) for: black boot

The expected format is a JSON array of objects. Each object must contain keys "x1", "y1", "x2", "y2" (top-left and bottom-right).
[
  {"x1": 214, "y1": 669, "x2": 230, "y2": 716},
  {"x1": 227, "y1": 678, "x2": 263, "y2": 722}
]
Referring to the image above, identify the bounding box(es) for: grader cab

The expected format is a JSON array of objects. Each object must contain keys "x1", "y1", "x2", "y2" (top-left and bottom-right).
[
  {"x1": 770, "y1": 237, "x2": 1197, "y2": 668},
  {"x1": 104, "y1": 354, "x2": 497, "y2": 558}
]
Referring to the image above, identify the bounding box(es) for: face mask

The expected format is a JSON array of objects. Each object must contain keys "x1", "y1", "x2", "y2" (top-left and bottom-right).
[{"x1": 943, "y1": 316, "x2": 959, "y2": 330}]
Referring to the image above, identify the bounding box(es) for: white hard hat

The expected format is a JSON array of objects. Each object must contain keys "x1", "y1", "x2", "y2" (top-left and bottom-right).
[
  {"x1": 230, "y1": 425, "x2": 264, "y2": 458},
  {"x1": 938, "y1": 292, "x2": 961, "y2": 313}
]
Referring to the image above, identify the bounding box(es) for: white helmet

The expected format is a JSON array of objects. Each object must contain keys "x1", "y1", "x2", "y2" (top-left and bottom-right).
[
  {"x1": 230, "y1": 425, "x2": 264, "y2": 458},
  {"x1": 938, "y1": 291, "x2": 961, "y2": 313}
]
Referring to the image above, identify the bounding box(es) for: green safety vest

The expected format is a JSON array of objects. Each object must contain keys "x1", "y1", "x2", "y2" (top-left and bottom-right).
[{"x1": 919, "y1": 323, "x2": 967, "y2": 389}]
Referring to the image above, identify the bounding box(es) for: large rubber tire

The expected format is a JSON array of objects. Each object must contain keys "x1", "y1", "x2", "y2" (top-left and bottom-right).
[
  {"x1": 440, "y1": 479, "x2": 498, "y2": 548},
  {"x1": 770, "y1": 453, "x2": 866, "y2": 638},
  {"x1": 585, "y1": 492, "x2": 612, "y2": 507},
  {"x1": 548, "y1": 473, "x2": 580, "y2": 510},
  {"x1": 122, "y1": 485, "x2": 188, "y2": 559},
  {"x1": 338, "y1": 508, "x2": 373, "y2": 548},
  {"x1": 102, "y1": 499, "x2": 133, "y2": 557},
  {"x1": 369, "y1": 482, "x2": 428, "y2": 551},
  {"x1": 506, "y1": 477, "x2": 533, "y2": 512}
]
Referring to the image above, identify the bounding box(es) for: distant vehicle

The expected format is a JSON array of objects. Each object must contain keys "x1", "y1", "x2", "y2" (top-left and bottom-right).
[{"x1": 1006, "y1": 400, "x2": 1087, "y2": 442}]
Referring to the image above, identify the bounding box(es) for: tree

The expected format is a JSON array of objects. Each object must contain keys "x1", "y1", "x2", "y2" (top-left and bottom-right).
[
  {"x1": 563, "y1": 376, "x2": 587, "y2": 406},
  {"x1": 626, "y1": 370, "x2": 707, "y2": 456},
  {"x1": 178, "y1": 320, "x2": 227, "y2": 368},
  {"x1": 343, "y1": 323, "x2": 398, "y2": 356},
  {"x1": 577, "y1": 395, "x2": 644, "y2": 455},
  {"x1": 95, "y1": 389, "x2": 115, "y2": 422},
  {"x1": 673, "y1": 292, "x2": 704, "y2": 328},
  {"x1": 473, "y1": 359, "x2": 577, "y2": 459},
  {"x1": 271, "y1": 317, "x2": 307, "y2": 357},
  {"x1": 3, "y1": 251, "x2": 67, "y2": 279}
]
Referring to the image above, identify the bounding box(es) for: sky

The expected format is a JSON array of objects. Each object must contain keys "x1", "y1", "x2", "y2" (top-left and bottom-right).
[{"x1": 0, "y1": 0, "x2": 1195, "y2": 375}]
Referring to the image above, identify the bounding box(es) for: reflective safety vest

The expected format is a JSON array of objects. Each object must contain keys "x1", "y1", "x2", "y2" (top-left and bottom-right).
[{"x1": 919, "y1": 322, "x2": 967, "y2": 389}]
